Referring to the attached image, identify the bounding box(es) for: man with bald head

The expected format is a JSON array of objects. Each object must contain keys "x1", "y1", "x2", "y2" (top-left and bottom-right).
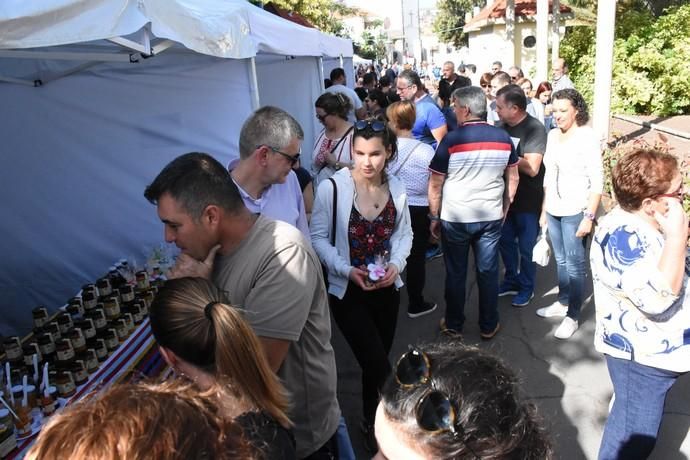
[{"x1": 552, "y1": 58, "x2": 574, "y2": 92}]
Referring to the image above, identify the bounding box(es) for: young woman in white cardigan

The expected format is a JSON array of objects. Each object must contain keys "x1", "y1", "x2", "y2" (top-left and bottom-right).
[{"x1": 310, "y1": 119, "x2": 412, "y2": 453}]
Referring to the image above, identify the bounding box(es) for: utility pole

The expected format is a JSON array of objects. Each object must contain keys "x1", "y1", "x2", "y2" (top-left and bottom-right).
[
  {"x1": 536, "y1": 0, "x2": 548, "y2": 83},
  {"x1": 593, "y1": 0, "x2": 617, "y2": 149},
  {"x1": 551, "y1": 0, "x2": 560, "y2": 65},
  {"x1": 505, "y1": 0, "x2": 515, "y2": 66}
]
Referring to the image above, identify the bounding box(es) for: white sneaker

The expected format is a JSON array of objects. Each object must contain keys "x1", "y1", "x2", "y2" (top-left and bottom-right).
[
  {"x1": 536, "y1": 301, "x2": 569, "y2": 318},
  {"x1": 554, "y1": 317, "x2": 579, "y2": 339}
]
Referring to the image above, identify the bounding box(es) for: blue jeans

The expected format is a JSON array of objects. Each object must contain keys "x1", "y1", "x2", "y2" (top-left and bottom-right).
[
  {"x1": 546, "y1": 213, "x2": 587, "y2": 319},
  {"x1": 499, "y1": 210, "x2": 540, "y2": 295},
  {"x1": 441, "y1": 219, "x2": 502, "y2": 333},
  {"x1": 599, "y1": 355, "x2": 681, "y2": 460}
]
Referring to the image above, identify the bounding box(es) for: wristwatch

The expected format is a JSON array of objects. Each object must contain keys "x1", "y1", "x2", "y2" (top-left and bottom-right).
[
  {"x1": 428, "y1": 214, "x2": 440, "y2": 222},
  {"x1": 583, "y1": 211, "x2": 596, "y2": 222},
  {"x1": 335, "y1": 161, "x2": 342, "y2": 170}
]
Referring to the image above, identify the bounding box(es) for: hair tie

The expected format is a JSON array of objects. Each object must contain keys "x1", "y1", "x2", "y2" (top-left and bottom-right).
[{"x1": 204, "y1": 302, "x2": 216, "y2": 321}]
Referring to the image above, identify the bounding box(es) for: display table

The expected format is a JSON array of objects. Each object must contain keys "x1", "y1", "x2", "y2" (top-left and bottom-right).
[{"x1": 7, "y1": 318, "x2": 168, "y2": 459}]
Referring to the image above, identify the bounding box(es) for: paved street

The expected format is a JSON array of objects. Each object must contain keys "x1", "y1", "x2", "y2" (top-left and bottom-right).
[{"x1": 333, "y1": 252, "x2": 690, "y2": 459}]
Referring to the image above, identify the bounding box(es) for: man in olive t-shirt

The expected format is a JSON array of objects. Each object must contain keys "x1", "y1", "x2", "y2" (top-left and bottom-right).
[
  {"x1": 495, "y1": 84, "x2": 548, "y2": 308},
  {"x1": 144, "y1": 152, "x2": 341, "y2": 459}
]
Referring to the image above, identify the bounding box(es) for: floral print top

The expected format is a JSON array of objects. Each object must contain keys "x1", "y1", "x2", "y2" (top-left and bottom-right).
[
  {"x1": 348, "y1": 195, "x2": 396, "y2": 268},
  {"x1": 590, "y1": 207, "x2": 690, "y2": 372}
]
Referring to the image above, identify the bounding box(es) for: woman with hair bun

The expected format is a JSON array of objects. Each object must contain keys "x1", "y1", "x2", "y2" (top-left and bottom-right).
[
  {"x1": 149, "y1": 277, "x2": 295, "y2": 460},
  {"x1": 312, "y1": 92, "x2": 355, "y2": 189}
]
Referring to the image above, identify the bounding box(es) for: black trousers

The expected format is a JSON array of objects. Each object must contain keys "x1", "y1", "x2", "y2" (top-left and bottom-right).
[
  {"x1": 406, "y1": 205, "x2": 431, "y2": 308},
  {"x1": 330, "y1": 283, "x2": 399, "y2": 424}
]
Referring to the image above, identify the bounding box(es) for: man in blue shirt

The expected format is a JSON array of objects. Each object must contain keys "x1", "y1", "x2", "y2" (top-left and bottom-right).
[{"x1": 396, "y1": 69, "x2": 447, "y2": 148}]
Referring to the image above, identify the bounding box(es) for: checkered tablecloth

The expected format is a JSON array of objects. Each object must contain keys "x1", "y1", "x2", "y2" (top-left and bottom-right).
[{"x1": 7, "y1": 318, "x2": 168, "y2": 459}]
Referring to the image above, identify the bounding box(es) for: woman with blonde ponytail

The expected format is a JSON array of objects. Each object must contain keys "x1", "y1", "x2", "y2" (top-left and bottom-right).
[{"x1": 150, "y1": 277, "x2": 295, "y2": 459}]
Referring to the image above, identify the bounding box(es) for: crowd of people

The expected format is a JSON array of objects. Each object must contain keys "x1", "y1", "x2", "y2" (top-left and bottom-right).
[{"x1": 27, "y1": 57, "x2": 688, "y2": 460}]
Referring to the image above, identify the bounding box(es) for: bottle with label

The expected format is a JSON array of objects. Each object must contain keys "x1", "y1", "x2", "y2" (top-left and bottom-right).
[
  {"x1": 55, "y1": 339, "x2": 75, "y2": 367},
  {"x1": 81, "y1": 290, "x2": 98, "y2": 312},
  {"x1": 41, "y1": 386, "x2": 58, "y2": 417},
  {"x1": 37, "y1": 333, "x2": 56, "y2": 363},
  {"x1": 3, "y1": 337, "x2": 23, "y2": 364},
  {"x1": 56, "y1": 313, "x2": 73, "y2": 335},
  {"x1": 55, "y1": 371, "x2": 76, "y2": 398},
  {"x1": 32, "y1": 306, "x2": 50, "y2": 329}
]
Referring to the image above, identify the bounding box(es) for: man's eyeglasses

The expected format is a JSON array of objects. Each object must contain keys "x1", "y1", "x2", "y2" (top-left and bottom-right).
[
  {"x1": 354, "y1": 120, "x2": 385, "y2": 132},
  {"x1": 396, "y1": 84, "x2": 415, "y2": 92},
  {"x1": 258, "y1": 144, "x2": 300, "y2": 165}
]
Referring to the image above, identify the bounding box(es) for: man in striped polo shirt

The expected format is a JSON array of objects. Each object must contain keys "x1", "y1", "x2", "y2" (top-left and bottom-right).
[{"x1": 428, "y1": 86, "x2": 519, "y2": 340}]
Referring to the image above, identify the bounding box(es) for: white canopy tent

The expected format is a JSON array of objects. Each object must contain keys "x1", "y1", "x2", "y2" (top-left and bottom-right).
[{"x1": 0, "y1": 0, "x2": 353, "y2": 335}]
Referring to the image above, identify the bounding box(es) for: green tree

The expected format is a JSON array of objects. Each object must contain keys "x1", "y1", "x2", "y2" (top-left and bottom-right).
[
  {"x1": 355, "y1": 30, "x2": 387, "y2": 61},
  {"x1": 560, "y1": 4, "x2": 690, "y2": 115},
  {"x1": 248, "y1": 0, "x2": 353, "y2": 36},
  {"x1": 433, "y1": 0, "x2": 482, "y2": 48}
]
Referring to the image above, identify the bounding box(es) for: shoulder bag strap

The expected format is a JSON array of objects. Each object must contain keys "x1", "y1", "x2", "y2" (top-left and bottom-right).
[
  {"x1": 327, "y1": 178, "x2": 337, "y2": 246},
  {"x1": 391, "y1": 142, "x2": 421, "y2": 176},
  {"x1": 331, "y1": 126, "x2": 354, "y2": 161}
]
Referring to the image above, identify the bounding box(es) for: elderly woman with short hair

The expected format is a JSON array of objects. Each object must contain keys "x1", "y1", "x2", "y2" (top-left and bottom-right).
[{"x1": 591, "y1": 148, "x2": 689, "y2": 460}]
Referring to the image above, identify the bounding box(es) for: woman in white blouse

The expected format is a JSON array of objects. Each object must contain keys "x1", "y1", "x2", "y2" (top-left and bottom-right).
[{"x1": 537, "y1": 88, "x2": 603, "y2": 339}]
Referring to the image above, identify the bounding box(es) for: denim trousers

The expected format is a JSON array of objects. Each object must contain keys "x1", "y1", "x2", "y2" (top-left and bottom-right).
[
  {"x1": 546, "y1": 213, "x2": 587, "y2": 319},
  {"x1": 441, "y1": 219, "x2": 502, "y2": 333},
  {"x1": 598, "y1": 355, "x2": 681, "y2": 460},
  {"x1": 405, "y1": 205, "x2": 430, "y2": 308},
  {"x1": 499, "y1": 210, "x2": 540, "y2": 295},
  {"x1": 329, "y1": 284, "x2": 399, "y2": 425}
]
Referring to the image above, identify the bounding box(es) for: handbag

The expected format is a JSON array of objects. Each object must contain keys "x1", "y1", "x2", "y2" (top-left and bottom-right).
[
  {"x1": 532, "y1": 227, "x2": 550, "y2": 267},
  {"x1": 321, "y1": 178, "x2": 337, "y2": 288}
]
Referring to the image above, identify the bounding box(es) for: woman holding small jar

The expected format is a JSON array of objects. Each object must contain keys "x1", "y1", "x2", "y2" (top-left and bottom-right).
[
  {"x1": 590, "y1": 148, "x2": 688, "y2": 460},
  {"x1": 311, "y1": 92, "x2": 355, "y2": 189},
  {"x1": 537, "y1": 88, "x2": 603, "y2": 340},
  {"x1": 311, "y1": 119, "x2": 412, "y2": 453}
]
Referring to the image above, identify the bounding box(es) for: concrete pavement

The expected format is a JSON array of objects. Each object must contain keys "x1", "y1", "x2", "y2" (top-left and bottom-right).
[{"x1": 332, "y1": 253, "x2": 690, "y2": 459}]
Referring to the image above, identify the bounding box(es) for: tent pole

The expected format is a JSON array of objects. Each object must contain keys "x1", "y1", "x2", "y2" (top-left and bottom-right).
[
  {"x1": 249, "y1": 57, "x2": 260, "y2": 110},
  {"x1": 318, "y1": 57, "x2": 325, "y2": 92}
]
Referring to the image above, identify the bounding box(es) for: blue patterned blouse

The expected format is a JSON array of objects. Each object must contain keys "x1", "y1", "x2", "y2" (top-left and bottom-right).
[{"x1": 590, "y1": 207, "x2": 690, "y2": 372}]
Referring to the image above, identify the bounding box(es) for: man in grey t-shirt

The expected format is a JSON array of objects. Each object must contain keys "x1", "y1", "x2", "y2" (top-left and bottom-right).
[{"x1": 144, "y1": 152, "x2": 341, "y2": 459}]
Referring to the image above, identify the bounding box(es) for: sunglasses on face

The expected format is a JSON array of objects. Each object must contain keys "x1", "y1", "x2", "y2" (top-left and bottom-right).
[
  {"x1": 354, "y1": 120, "x2": 385, "y2": 133},
  {"x1": 258, "y1": 144, "x2": 300, "y2": 166},
  {"x1": 316, "y1": 113, "x2": 329, "y2": 122}
]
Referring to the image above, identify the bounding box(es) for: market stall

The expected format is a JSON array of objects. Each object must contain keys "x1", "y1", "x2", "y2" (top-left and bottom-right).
[{"x1": 0, "y1": 0, "x2": 353, "y2": 336}]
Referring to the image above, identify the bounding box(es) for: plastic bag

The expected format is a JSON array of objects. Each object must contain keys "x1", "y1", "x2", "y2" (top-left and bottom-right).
[{"x1": 532, "y1": 228, "x2": 550, "y2": 267}]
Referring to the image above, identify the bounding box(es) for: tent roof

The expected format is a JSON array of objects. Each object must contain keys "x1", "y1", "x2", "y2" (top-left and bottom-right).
[{"x1": 0, "y1": 0, "x2": 352, "y2": 59}]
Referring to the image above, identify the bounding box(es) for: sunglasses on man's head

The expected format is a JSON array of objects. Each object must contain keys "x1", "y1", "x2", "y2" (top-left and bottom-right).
[{"x1": 354, "y1": 120, "x2": 385, "y2": 132}]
